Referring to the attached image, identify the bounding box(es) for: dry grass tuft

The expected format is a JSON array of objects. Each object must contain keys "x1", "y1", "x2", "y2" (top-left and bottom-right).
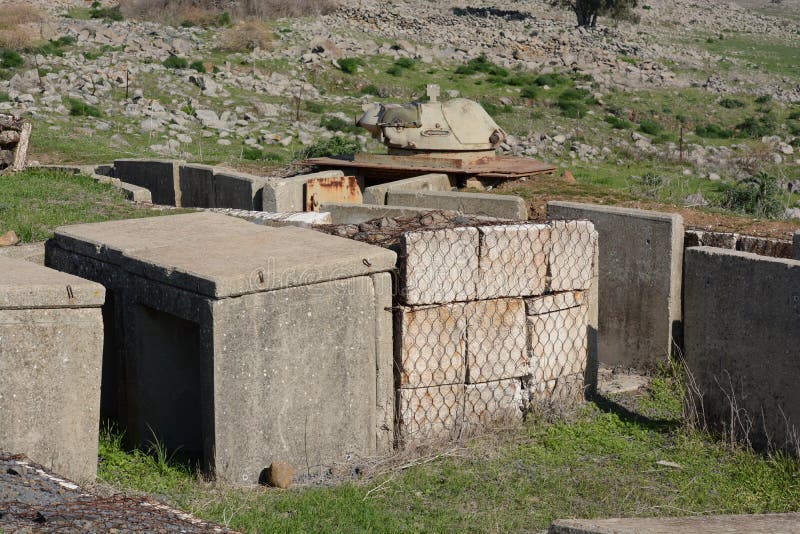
[
  {"x1": 218, "y1": 20, "x2": 274, "y2": 52},
  {"x1": 0, "y1": 3, "x2": 47, "y2": 50},
  {"x1": 119, "y1": 0, "x2": 338, "y2": 25}
]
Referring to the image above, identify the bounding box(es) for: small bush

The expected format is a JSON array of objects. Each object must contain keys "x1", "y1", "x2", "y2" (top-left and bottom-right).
[
  {"x1": 163, "y1": 55, "x2": 188, "y2": 69},
  {"x1": 218, "y1": 20, "x2": 273, "y2": 52},
  {"x1": 68, "y1": 98, "x2": 103, "y2": 117},
  {"x1": 788, "y1": 109, "x2": 800, "y2": 120},
  {"x1": 605, "y1": 115, "x2": 631, "y2": 129},
  {"x1": 533, "y1": 73, "x2": 567, "y2": 87},
  {"x1": 0, "y1": 92, "x2": 10, "y2": 103},
  {"x1": 360, "y1": 84, "x2": 380, "y2": 96},
  {"x1": 91, "y1": 4, "x2": 124, "y2": 21},
  {"x1": 719, "y1": 97, "x2": 745, "y2": 109},
  {"x1": 0, "y1": 49, "x2": 23, "y2": 69},
  {"x1": 754, "y1": 94, "x2": 772, "y2": 104},
  {"x1": 737, "y1": 114, "x2": 777, "y2": 138},
  {"x1": 305, "y1": 136, "x2": 361, "y2": 158},
  {"x1": 320, "y1": 116, "x2": 359, "y2": 134},
  {"x1": 520, "y1": 86, "x2": 539, "y2": 99},
  {"x1": 481, "y1": 102, "x2": 513, "y2": 117},
  {"x1": 556, "y1": 87, "x2": 593, "y2": 118},
  {"x1": 304, "y1": 101, "x2": 325, "y2": 114},
  {"x1": 395, "y1": 57, "x2": 415, "y2": 69},
  {"x1": 639, "y1": 119, "x2": 662, "y2": 135},
  {"x1": 242, "y1": 146, "x2": 263, "y2": 160},
  {"x1": 386, "y1": 64, "x2": 403, "y2": 76},
  {"x1": 455, "y1": 55, "x2": 508, "y2": 77},
  {"x1": 715, "y1": 172, "x2": 783, "y2": 218},
  {"x1": 338, "y1": 57, "x2": 363, "y2": 74},
  {"x1": 189, "y1": 60, "x2": 206, "y2": 73},
  {"x1": 695, "y1": 123, "x2": 733, "y2": 139}
]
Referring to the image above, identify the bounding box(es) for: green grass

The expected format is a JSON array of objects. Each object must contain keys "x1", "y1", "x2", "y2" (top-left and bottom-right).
[
  {"x1": 703, "y1": 33, "x2": 800, "y2": 79},
  {"x1": 97, "y1": 365, "x2": 800, "y2": 533},
  {"x1": 0, "y1": 169, "x2": 169, "y2": 242}
]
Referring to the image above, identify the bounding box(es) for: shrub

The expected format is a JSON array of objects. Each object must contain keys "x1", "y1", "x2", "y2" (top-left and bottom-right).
[
  {"x1": 68, "y1": 98, "x2": 103, "y2": 117},
  {"x1": 520, "y1": 86, "x2": 539, "y2": 99},
  {"x1": 91, "y1": 3, "x2": 124, "y2": 21},
  {"x1": 163, "y1": 55, "x2": 188, "y2": 69},
  {"x1": 556, "y1": 87, "x2": 593, "y2": 118},
  {"x1": 0, "y1": 92, "x2": 9, "y2": 103},
  {"x1": 242, "y1": 146, "x2": 263, "y2": 160},
  {"x1": 605, "y1": 115, "x2": 631, "y2": 129},
  {"x1": 189, "y1": 60, "x2": 206, "y2": 73},
  {"x1": 719, "y1": 97, "x2": 745, "y2": 109},
  {"x1": 754, "y1": 94, "x2": 772, "y2": 104},
  {"x1": 0, "y1": 49, "x2": 23, "y2": 69},
  {"x1": 386, "y1": 64, "x2": 403, "y2": 76},
  {"x1": 533, "y1": 73, "x2": 567, "y2": 87},
  {"x1": 737, "y1": 114, "x2": 777, "y2": 138},
  {"x1": 695, "y1": 123, "x2": 733, "y2": 139},
  {"x1": 305, "y1": 136, "x2": 361, "y2": 158},
  {"x1": 360, "y1": 84, "x2": 380, "y2": 96},
  {"x1": 715, "y1": 172, "x2": 783, "y2": 218},
  {"x1": 787, "y1": 109, "x2": 800, "y2": 120},
  {"x1": 304, "y1": 101, "x2": 325, "y2": 113},
  {"x1": 455, "y1": 55, "x2": 508, "y2": 77},
  {"x1": 639, "y1": 119, "x2": 662, "y2": 135},
  {"x1": 320, "y1": 116, "x2": 359, "y2": 134},
  {"x1": 218, "y1": 20, "x2": 273, "y2": 52},
  {"x1": 338, "y1": 57, "x2": 363, "y2": 74},
  {"x1": 481, "y1": 102, "x2": 513, "y2": 117},
  {"x1": 395, "y1": 57, "x2": 415, "y2": 69}
]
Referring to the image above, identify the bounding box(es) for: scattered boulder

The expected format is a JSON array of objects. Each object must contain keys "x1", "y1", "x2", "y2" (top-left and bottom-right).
[
  {"x1": 0, "y1": 230, "x2": 19, "y2": 247},
  {"x1": 262, "y1": 461, "x2": 295, "y2": 489}
]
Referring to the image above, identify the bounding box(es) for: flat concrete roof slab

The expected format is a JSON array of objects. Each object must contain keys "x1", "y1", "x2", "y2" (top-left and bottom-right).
[
  {"x1": 52, "y1": 212, "x2": 396, "y2": 298},
  {"x1": 549, "y1": 513, "x2": 800, "y2": 533},
  {"x1": 0, "y1": 257, "x2": 105, "y2": 309}
]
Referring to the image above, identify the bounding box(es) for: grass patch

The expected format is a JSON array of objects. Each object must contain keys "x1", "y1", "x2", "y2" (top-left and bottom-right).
[
  {"x1": 338, "y1": 57, "x2": 364, "y2": 74},
  {"x1": 0, "y1": 169, "x2": 166, "y2": 242},
  {"x1": 96, "y1": 365, "x2": 800, "y2": 532},
  {"x1": 695, "y1": 123, "x2": 733, "y2": 139},
  {"x1": 67, "y1": 98, "x2": 103, "y2": 117},
  {"x1": 320, "y1": 116, "x2": 359, "y2": 134},
  {"x1": 163, "y1": 55, "x2": 189, "y2": 69},
  {"x1": 0, "y1": 49, "x2": 23, "y2": 69},
  {"x1": 639, "y1": 118, "x2": 663, "y2": 135},
  {"x1": 305, "y1": 135, "x2": 360, "y2": 158}
]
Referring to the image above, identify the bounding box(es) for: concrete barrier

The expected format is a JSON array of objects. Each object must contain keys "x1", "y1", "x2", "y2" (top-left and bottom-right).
[
  {"x1": 319, "y1": 202, "x2": 437, "y2": 224},
  {"x1": 0, "y1": 257, "x2": 105, "y2": 481},
  {"x1": 113, "y1": 159, "x2": 182, "y2": 206},
  {"x1": 386, "y1": 190, "x2": 527, "y2": 220},
  {"x1": 262, "y1": 170, "x2": 344, "y2": 212},
  {"x1": 547, "y1": 201, "x2": 683, "y2": 369},
  {"x1": 45, "y1": 212, "x2": 396, "y2": 484},
  {"x1": 684, "y1": 246, "x2": 800, "y2": 451},
  {"x1": 213, "y1": 169, "x2": 268, "y2": 211},
  {"x1": 178, "y1": 164, "x2": 215, "y2": 208},
  {"x1": 794, "y1": 231, "x2": 800, "y2": 260},
  {"x1": 363, "y1": 173, "x2": 453, "y2": 205},
  {"x1": 685, "y1": 229, "x2": 792, "y2": 259}
]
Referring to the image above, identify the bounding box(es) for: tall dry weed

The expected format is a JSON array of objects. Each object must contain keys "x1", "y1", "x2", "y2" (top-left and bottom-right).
[
  {"x1": 119, "y1": 0, "x2": 337, "y2": 25},
  {"x1": 0, "y1": 3, "x2": 46, "y2": 50}
]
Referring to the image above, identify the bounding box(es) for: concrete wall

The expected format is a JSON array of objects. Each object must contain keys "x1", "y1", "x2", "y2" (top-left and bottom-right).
[
  {"x1": 547, "y1": 201, "x2": 683, "y2": 369},
  {"x1": 362, "y1": 173, "x2": 453, "y2": 205},
  {"x1": 113, "y1": 159, "x2": 182, "y2": 206},
  {"x1": 685, "y1": 229, "x2": 792, "y2": 259},
  {"x1": 262, "y1": 170, "x2": 344, "y2": 212},
  {"x1": 684, "y1": 246, "x2": 800, "y2": 451},
  {"x1": 319, "y1": 202, "x2": 437, "y2": 224},
  {"x1": 387, "y1": 190, "x2": 527, "y2": 220},
  {"x1": 0, "y1": 258, "x2": 105, "y2": 482},
  {"x1": 178, "y1": 164, "x2": 215, "y2": 208},
  {"x1": 794, "y1": 231, "x2": 800, "y2": 260},
  {"x1": 213, "y1": 169, "x2": 269, "y2": 211}
]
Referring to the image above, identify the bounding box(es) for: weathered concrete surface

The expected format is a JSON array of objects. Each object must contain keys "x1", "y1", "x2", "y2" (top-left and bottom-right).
[
  {"x1": 50, "y1": 212, "x2": 396, "y2": 298},
  {"x1": 399, "y1": 227, "x2": 480, "y2": 305},
  {"x1": 116, "y1": 180, "x2": 153, "y2": 203},
  {"x1": 684, "y1": 247, "x2": 800, "y2": 451},
  {"x1": 0, "y1": 242, "x2": 46, "y2": 265},
  {"x1": 209, "y1": 208, "x2": 331, "y2": 228},
  {"x1": 45, "y1": 213, "x2": 395, "y2": 484},
  {"x1": 319, "y1": 202, "x2": 436, "y2": 224},
  {"x1": 794, "y1": 231, "x2": 800, "y2": 260},
  {"x1": 463, "y1": 379, "x2": 524, "y2": 427},
  {"x1": 113, "y1": 159, "x2": 183, "y2": 206},
  {"x1": 213, "y1": 169, "x2": 268, "y2": 211},
  {"x1": 387, "y1": 190, "x2": 527, "y2": 220},
  {"x1": 178, "y1": 164, "x2": 215, "y2": 208},
  {"x1": 465, "y1": 298, "x2": 527, "y2": 383},
  {"x1": 685, "y1": 229, "x2": 792, "y2": 259},
  {"x1": 548, "y1": 220, "x2": 597, "y2": 292},
  {"x1": 395, "y1": 303, "x2": 466, "y2": 388},
  {"x1": 305, "y1": 175, "x2": 362, "y2": 211},
  {"x1": 476, "y1": 224, "x2": 549, "y2": 300},
  {"x1": 262, "y1": 170, "x2": 343, "y2": 212},
  {"x1": 549, "y1": 513, "x2": 800, "y2": 533},
  {"x1": 372, "y1": 273, "x2": 395, "y2": 453},
  {"x1": 0, "y1": 259, "x2": 105, "y2": 482},
  {"x1": 527, "y1": 304, "x2": 588, "y2": 383},
  {"x1": 362, "y1": 173, "x2": 453, "y2": 205},
  {"x1": 547, "y1": 201, "x2": 683, "y2": 369},
  {"x1": 397, "y1": 384, "x2": 464, "y2": 440}
]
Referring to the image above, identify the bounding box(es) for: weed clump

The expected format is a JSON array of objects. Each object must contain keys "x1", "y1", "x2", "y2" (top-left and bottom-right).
[
  {"x1": 455, "y1": 55, "x2": 508, "y2": 77},
  {"x1": 719, "y1": 97, "x2": 745, "y2": 109},
  {"x1": 320, "y1": 116, "x2": 359, "y2": 134},
  {"x1": 695, "y1": 123, "x2": 733, "y2": 139},
  {"x1": 68, "y1": 98, "x2": 103, "y2": 117},
  {"x1": 736, "y1": 114, "x2": 777, "y2": 138},
  {"x1": 387, "y1": 57, "x2": 416, "y2": 76},
  {"x1": 0, "y1": 49, "x2": 23, "y2": 69},
  {"x1": 639, "y1": 119, "x2": 662, "y2": 135},
  {"x1": 557, "y1": 87, "x2": 593, "y2": 118},
  {"x1": 605, "y1": 115, "x2": 631, "y2": 129},
  {"x1": 163, "y1": 55, "x2": 188, "y2": 69},
  {"x1": 306, "y1": 136, "x2": 361, "y2": 158},
  {"x1": 714, "y1": 172, "x2": 783, "y2": 218},
  {"x1": 189, "y1": 60, "x2": 206, "y2": 73},
  {"x1": 90, "y1": 2, "x2": 124, "y2": 21},
  {"x1": 338, "y1": 57, "x2": 363, "y2": 74}
]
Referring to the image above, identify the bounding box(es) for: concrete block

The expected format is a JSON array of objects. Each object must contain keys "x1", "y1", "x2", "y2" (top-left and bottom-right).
[
  {"x1": 363, "y1": 173, "x2": 453, "y2": 205},
  {"x1": 736, "y1": 235, "x2": 792, "y2": 258},
  {"x1": 547, "y1": 201, "x2": 683, "y2": 369},
  {"x1": 465, "y1": 298, "x2": 527, "y2": 383},
  {"x1": 386, "y1": 190, "x2": 527, "y2": 220},
  {"x1": 476, "y1": 224, "x2": 550, "y2": 300},
  {"x1": 795, "y1": 232, "x2": 800, "y2": 260},
  {"x1": 113, "y1": 159, "x2": 182, "y2": 206},
  {"x1": 213, "y1": 169, "x2": 268, "y2": 211},
  {"x1": 45, "y1": 213, "x2": 396, "y2": 484},
  {"x1": 399, "y1": 227, "x2": 480, "y2": 305},
  {"x1": 372, "y1": 273, "x2": 394, "y2": 453},
  {"x1": 262, "y1": 170, "x2": 343, "y2": 212},
  {"x1": 0, "y1": 242, "x2": 46, "y2": 265},
  {"x1": 178, "y1": 164, "x2": 215, "y2": 208},
  {"x1": 548, "y1": 220, "x2": 597, "y2": 292},
  {"x1": 529, "y1": 374, "x2": 585, "y2": 407},
  {"x1": 0, "y1": 258, "x2": 105, "y2": 482},
  {"x1": 396, "y1": 384, "x2": 464, "y2": 440},
  {"x1": 549, "y1": 513, "x2": 800, "y2": 534},
  {"x1": 305, "y1": 175, "x2": 362, "y2": 211},
  {"x1": 463, "y1": 379, "x2": 524, "y2": 427},
  {"x1": 527, "y1": 304, "x2": 589, "y2": 383},
  {"x1": 525, "y1": 290, "x2": 586, "y2": 315},
  {"x1": 319, "y1": 202, "x2": 437, "y2": 224},
  {"x1": 395, "y1": 303, "x2": 466, "y2": 388},
  {"x1": 684, "y1": 247, "x2": 800, "y2": 451},
  {"x1": 117, "y1": 181, "x2": 152, "y2": 203}
]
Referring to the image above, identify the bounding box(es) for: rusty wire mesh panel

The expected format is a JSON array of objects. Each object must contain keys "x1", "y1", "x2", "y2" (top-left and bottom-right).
[
  {"x1": 0, "y1": 454, "x2": 233, "y2": 533},
  {"x1": 319, "y1": 210, "x2": 598, "y2": 445}
]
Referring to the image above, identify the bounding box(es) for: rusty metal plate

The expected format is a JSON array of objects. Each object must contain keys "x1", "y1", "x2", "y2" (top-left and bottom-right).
[{"x1": 305, "y1": 175, "x2": 362, "y2": 211}]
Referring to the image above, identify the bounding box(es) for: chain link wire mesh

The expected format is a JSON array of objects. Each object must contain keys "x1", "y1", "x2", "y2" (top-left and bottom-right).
[
  {"x1": 320, "y1": 210, "x2": 598, "y2": 445},
  {"x1": 0, "y1": 454, "x2": 233, "y2": 533}
]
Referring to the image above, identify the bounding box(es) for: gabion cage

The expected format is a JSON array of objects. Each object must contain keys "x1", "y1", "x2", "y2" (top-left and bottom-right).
[{"x1": 320, "y1": 212, "x2": 598, "y2": 444}]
